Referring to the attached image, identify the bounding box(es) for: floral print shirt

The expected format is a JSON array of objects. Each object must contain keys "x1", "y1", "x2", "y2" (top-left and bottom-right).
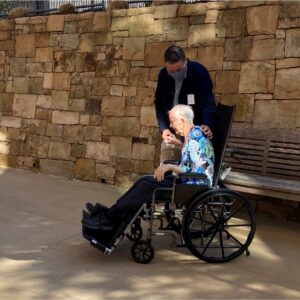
[{"x1": 179, "y1": 126, "x2": 215, "y2": 186}]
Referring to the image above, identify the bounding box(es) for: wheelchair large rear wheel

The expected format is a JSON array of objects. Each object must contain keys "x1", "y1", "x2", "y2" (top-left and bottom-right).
[{"x1": 182, "y1": 189, "x2": 256, "y2": 263}]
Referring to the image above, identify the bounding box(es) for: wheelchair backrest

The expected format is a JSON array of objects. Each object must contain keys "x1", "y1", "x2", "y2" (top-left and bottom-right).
[{"x1": 212, "y1": 104, "x2": 236, "y2": 187}]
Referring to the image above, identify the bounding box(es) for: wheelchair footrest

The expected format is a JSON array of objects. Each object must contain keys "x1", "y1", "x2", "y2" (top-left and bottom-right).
[{"x1": 90, "y1": 238, "x2": 114, "y2": 255}]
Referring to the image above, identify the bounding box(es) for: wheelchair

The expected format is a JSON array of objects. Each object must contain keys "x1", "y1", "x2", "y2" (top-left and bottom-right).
[{"x1": 82, "y1": 104, "x2": 256, "y2": 264}]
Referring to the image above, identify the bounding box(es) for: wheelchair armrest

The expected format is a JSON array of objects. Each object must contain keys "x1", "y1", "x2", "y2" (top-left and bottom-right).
[
  {"x1": 176, "y1": 173, "x2": 208, "y2": 183},
  {"x1": 163, "y1": 160, "x2": 180, "y2": 165}
]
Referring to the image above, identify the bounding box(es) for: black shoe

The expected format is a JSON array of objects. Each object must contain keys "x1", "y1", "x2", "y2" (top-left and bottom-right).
[
  {"x1": 86, "y1": 202, "x2": 108, "y2": 214},
  {"x1": 82, "y1": 210, "x2": 89, "y2": 221},
  {"x1": 83, "y1": 212, "x2": 115, "y2": 231}
]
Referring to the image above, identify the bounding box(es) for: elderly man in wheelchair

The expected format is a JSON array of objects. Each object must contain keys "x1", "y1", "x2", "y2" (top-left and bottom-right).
[{"x1": 82, "y1": 104, "x2": 256, "y2": 264}]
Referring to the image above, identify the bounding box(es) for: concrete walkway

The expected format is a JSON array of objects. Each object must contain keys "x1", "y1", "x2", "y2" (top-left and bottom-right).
[{"x1": 0, "y1": 167, "x2": 299, "y2": 300}]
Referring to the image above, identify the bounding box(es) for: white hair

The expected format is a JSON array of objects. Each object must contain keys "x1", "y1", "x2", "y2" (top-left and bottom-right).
[{"x1": 169, "y1": 105, "x2": 194, "y2": 123}]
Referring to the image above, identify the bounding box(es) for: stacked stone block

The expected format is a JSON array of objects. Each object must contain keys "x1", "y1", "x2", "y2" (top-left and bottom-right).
[{"x1": 0, "y1": 1, "x2": 300, "y2": 188}]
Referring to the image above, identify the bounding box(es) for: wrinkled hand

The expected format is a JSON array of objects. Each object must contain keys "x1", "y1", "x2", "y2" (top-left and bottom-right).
[
  {"x1": 154, "y1": 164, "x2": 174, "y2": 182},
  {"x1": 162, "y1": 129, "x2": 174, "y2": 143},
  {"x1": 201, "y1": 125, "x2": 213, "y2": 139},
  {"x1": 162, "y1": 129, "x2": 183, "y2": 145}
]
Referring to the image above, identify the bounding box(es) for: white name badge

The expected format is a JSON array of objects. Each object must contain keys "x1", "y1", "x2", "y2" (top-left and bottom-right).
[{"x1": 187, "y1": 94, "x2": 195, "y2": 105}]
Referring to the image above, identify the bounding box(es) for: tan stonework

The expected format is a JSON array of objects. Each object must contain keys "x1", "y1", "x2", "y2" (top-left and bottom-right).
[
  {"x1": 197, "y1": 46, "x2": 224, "y2": 70},
  {"x1": 96, "y1": 163, "x2": 115, "y2": 183},
  {"x1": 129, "y1": 14, "x2": 155, "y2": 36},
  {"x1": 285, "y1": 29, "x2": 300, "y2": 57},
  {"x1": 144, "y1": 42, "x2": 172, "y2": 66},
  {"x1": 79, "y1": 33, "x2": 95, "y2": 52},
  {"x1": 16, "y1": 34, "x2": 36, "y2": 57},
  {"x1": 178, "y1": 3, "x2": 206, "y2": 17},
  {"x1": 110, "y1": 136, "x2": 132, "y2": 158},
  {"x1": 111, "y1": 17, "x2": 129, "y2": 31},
  {"x1": 163, "y1": 18, "x2": 188, "y2": 41},
  {"x1": 52, "y1": 73, "x2": 70, "y2": 91},
  {"x1": 123, "y1": 37, "x2": 145, "y2": 60},
  {"x1": 250, "y1": 39, "x2": 284, "y2": 60},
  {"x1": 101, "y1": 96, "x2": 126, "y2": 116},
  {"x1": 246, "y1": 5, "x2": 279, "y2": 35},
  {"x1": 51, "y1": 91, "x2": 68, "y2": 110},
  {"x1": 135, "y1": 87, "x2": 155, "y2": 106},
  {"x1": 52, "y1": 111, "x2": 79, "y2": 124},
  {"x1": 215, "y1": 71, "x2": 240, "y2": 94},
  {"x1": 154, "y1": 4, "x2": 178, "y2": 19},
  {"x1": 86, "y1": 141, "x2": 110, "y2": 161},
  {"x1": 74, "y1": 158, "x2": 95, "y2": 180},
  {"x1": 93, "y1": 12, "x2": 111, "y2": 32},
  {"x1": 0, "y1": 4, "x2": 299, "y2": 187},
  {"x1": 49, "y1": 142, "x2": 71, "y2": 160},
  {"x1": 274, "y1": 68, "x2": 300, "y2": 99},
  {"x1": 216, "y1": 9, "x2": 245, "y2": 38},
  {"x1": 102, "y1": 116, "x2": 140, "y2": 137},
  {"x1": 47, "y1": 15, "x2": 64, "y2": 32},
  {"x1": 0, "y1": 116, "x2": 22, "y2": 128},
  {"x1": 13, "y1": 94, "x2": 37, "y2": 119},
  {"x1": 140, "y1": 106, "x2": 157, "y2": 127},
  {"x1": 254, "y1": 100, "x2": 300, "y2": 129},
  {"x1": 132, "y1": 143, "x2": 156, "y2": 161},
  {"x1": 188, "y1": 24, "x2": 216, "y2": 46},
  {"x1": 220, "y1": 94, "x2": 254, "y2": 123},
  {"x1": 63, "y1": 125, "x2": 84, "y2": 143},
  {"x1": 36, "y1": 48, "x2": 53, "y2": 62},
  {"x1": 239, "y1": 62, "x2": 275, "y2": 93}
]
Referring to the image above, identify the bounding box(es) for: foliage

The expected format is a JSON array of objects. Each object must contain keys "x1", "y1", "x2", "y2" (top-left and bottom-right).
[{"x1": 0, "y1": 0, "x2": 10, "y2": 14}]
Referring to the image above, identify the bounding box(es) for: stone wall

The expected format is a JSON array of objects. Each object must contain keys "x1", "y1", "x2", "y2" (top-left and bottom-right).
[{"x1": 0, "y1": 1, "x2": 299, "y2": 187}]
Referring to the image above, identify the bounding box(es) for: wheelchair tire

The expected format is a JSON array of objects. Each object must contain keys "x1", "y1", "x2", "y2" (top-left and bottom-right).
[
  {"x1": 182, "y1": 189, "x2": 256, "y2": 263},
  {"x1": 126, "y1": 222, "x2": 143, "y2": 242},
  {"x1": 131, "y1": 241, "x2": 154, "y2": 264}
]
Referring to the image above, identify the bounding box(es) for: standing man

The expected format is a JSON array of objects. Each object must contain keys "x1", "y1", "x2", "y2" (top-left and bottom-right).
[{"x1": 155, "y1": 45, "x2": 216, "y2": 162}]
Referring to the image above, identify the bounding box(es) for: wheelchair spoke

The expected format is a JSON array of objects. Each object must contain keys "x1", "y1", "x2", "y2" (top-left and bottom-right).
[
  {"x1": 207, "y1": 203, "x2": 218, "y2": 221},
  {"x1": 223, "y1": 229, "x2": 243, "y2": 247},
  {"x1": 223, "y1": 203, "x2": 244, "y2": 223},
  {"x1": 219, "y1": 229, "x2": 225, "y2": 259},
  {"x1": 201, "y1": 230, "x2": 218, "y2": 256},
  {"x1": 226, "y1": 223, "x2": 252, "y2": 227}
]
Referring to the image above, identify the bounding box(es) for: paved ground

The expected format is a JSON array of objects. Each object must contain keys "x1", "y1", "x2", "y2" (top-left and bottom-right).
[{"x1": 0, "y1": 166, "x2": 299, "y2": 300}]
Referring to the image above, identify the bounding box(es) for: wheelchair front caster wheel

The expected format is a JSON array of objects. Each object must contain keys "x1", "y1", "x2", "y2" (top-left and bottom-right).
[
  {"x1": 131, "y1": 241, "x2": 154, "y2": 264},
  {"x1": 126, "y1": 223, "x2": 143, "y2": 242}
]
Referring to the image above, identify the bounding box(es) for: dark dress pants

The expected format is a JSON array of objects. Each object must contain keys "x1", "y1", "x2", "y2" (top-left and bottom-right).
[{"x1": 106, "y1": 175, "x2": 175, "y2": 223}]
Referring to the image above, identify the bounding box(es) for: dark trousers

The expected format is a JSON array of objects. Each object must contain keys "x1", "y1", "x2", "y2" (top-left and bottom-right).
[{"x1": 106, "y1": 175, "x2": 175, "y2": 223}]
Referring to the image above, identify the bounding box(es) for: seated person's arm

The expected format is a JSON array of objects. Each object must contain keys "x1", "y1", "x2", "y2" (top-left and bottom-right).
[{"x1": 154, "y1": 163, "x2": 184, "y2": 182}]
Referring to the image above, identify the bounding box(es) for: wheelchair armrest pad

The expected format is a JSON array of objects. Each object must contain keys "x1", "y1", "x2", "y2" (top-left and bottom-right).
[
  {"x1": 163, "y1": 160, "x2": 180, "y2": 165},
  {"x1": 177, "y1": 173, "x2": 208, "y2": 179}
]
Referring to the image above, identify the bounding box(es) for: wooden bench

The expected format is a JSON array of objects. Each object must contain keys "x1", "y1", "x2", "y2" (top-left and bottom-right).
[{"x1": 223, "y1": 126, "x2": 300, "y2": 202}]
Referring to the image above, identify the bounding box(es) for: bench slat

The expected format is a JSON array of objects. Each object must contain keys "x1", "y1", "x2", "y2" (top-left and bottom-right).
[
  {"x1": 230, "y1": 137, "x2": 265, "y2": 146},
  {"x1": 224, "y1": 172, "x2": 300, "y2": 202},
  {"x1": 269, "y1": 147, "x2": 300, "y2": 155},
  {"x1": 228, "y1": 142, "x2": 265, "y2": 151},
  {"x1": 268, "y1": 152, "x2": 300, "y2": 161},
  {"x1": 226, "y1": 163, "x2": 263, "y2": 172},
  {"x1": 266, "y1": 168, "x2": 300, "y2": 178},
  {"x1": 270, "y1": 141, "x2": 300, "y2": 150},
  {"x1": 267, "y1": 157, "x2": 300, "y2": 166}
]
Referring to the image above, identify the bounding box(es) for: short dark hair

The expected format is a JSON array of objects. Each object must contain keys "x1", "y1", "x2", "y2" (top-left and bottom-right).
[{"x1": 164, "y1": 45, "x2": 186, "y2": 64}]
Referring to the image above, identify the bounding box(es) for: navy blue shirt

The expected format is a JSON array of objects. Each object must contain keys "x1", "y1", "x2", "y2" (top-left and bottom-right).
[{"x1": 155, "y1": 60, "x2": 216, "y2": 133}]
